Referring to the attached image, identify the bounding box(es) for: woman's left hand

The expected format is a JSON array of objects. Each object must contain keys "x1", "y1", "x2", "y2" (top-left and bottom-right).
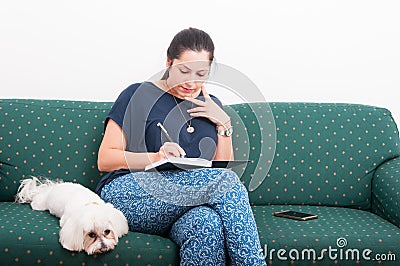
[{"x1": 186, "y1": 85, "x2": 230, "y2": 127}]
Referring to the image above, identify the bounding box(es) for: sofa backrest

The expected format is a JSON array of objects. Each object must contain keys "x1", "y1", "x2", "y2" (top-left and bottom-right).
[
  {"x1": 1, "y1": 100, "x2": 399, "y2": 210},
  {"x1": 226, "y1": 102, "x2": 400, "y2": 210},
  {"x1": 0, "y1": 99, "x2": 111, "y2": 201}
]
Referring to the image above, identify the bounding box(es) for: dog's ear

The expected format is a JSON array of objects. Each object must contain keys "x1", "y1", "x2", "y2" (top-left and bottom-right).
[
  {"x1": 105, "y1": 203, "x2": 129, "y2": 237},
  {"x1": 59, "y1": 216, "x2": 85, "y2": 252}
]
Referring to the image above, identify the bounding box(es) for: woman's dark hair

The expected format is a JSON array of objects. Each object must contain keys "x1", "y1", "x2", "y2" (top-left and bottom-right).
[
  {"x1": 162, "y1": 27, "x2": 214, "y2": 79},
  {"x1": 167, "y1": 27, "x2": 214, "y2": 62}
]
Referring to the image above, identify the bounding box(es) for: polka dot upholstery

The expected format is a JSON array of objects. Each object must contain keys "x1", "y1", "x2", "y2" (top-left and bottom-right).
[
  {"x1": 0, "y1": 99, "x2": 110, "y2": 201},
  {"x1": 1, "y1": 99, "x2": 399, "y2": 265},
  {"x1": 0, "y1": 99, "x2": 179, "y2": 265},
  {"x1": 227, "y1": 103, "x2": 400, "y2": 210},
  {"x1": 372, "y1": 157, "x2": 400, "y2": 226},
  {"x1": 0, "y1": 202, "x2": 178, "y2": 265},
  {"x1": 253, "y1": 205, "x2": 399, "y2": 265}
]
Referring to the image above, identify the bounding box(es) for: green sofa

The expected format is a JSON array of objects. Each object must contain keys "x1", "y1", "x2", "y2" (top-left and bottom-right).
[{"x1": 0, "y1": 99, "x2": 399, "y2": 265}]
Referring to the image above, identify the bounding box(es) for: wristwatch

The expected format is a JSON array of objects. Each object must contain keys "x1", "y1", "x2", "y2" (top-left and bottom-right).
[{"x1": 217, "y1": 126, "x2": 233, "y2": 137}]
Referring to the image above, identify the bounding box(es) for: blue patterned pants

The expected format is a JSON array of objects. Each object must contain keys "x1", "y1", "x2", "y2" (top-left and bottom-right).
[{"x1": 100, "y1": 168, "x2": 266, "y2": 266}]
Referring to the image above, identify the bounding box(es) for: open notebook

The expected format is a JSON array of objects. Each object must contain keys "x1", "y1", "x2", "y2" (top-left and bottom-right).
[{"x1": 144, "y1": 157, "x2": 249, "y2": 172}]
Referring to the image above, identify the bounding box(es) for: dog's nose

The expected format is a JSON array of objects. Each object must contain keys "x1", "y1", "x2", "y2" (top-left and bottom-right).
[{"x1": 100, "y1": 243, "x2": 109, "y2": 253}]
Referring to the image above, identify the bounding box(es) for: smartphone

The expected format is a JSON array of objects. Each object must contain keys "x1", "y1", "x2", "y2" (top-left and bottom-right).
[{"x1": 273, "y1": 210, "x2": 318, "y2": 221}]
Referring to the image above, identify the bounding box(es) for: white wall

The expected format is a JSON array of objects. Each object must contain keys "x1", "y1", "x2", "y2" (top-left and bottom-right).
[{"x1": 1, "y1": 1, "x2": 399, "y2": 123}]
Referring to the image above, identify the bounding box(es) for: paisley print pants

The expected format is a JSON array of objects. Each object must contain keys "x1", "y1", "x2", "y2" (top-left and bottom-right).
[{"x1": 100, "y1": 168, "x2": 266, "y2": 266}]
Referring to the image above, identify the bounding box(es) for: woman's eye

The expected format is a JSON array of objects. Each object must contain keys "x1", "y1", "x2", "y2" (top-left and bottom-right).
[
  {"x1": 179, "y1": 70, "x2": 189, "y2": 74},
  {"x1": 197, "y1": 71, "x2": 208, "y2": 77}
]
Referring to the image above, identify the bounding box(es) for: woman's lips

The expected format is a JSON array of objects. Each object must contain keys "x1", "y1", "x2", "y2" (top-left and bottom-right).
[{"x1": 181, "y1": 86, "x2": 195, "y2": 93}]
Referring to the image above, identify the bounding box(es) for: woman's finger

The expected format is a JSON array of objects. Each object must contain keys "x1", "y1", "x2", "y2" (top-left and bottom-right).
[
  {"x1": 170, "y1": 142, "x2": 186, "y2": 157},
  {"x1": 163, "y1": 142, "x2": 186, "y2": 157},
  {"x1": 163, "y1": 146, "x2": 180, "y2": 157},
  {"x1": 185, "y1": 97, "x2": 206, "y2": 106},
  {"x1": 188, "y1": 111, "x2": 209, "y2": 119},
  {"x1": 200, "y1": 85, "x2": 211, "y2": 99},
  {"x1": 187, "y1": 106, "x2": 206, "y2": 113}
]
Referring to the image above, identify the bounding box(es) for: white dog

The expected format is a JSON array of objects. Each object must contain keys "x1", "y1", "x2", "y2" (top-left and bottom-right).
[{"x1": 15, "y1": 177, "x2": 129, "y2": 255}]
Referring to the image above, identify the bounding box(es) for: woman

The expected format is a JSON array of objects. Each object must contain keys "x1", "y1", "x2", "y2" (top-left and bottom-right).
[{"x1": 96, "y1": 27, "x2": 266, "y2": 265}]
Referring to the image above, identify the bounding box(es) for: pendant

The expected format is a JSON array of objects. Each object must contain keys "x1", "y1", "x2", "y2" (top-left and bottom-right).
[{"x1": 187, "y1": 126, "x2": 195, "y2": 133}]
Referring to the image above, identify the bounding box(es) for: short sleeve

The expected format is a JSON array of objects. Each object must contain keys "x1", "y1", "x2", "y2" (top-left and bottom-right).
[{"x1": 104, "y1": 83, "x2": 141, "y2": 131}]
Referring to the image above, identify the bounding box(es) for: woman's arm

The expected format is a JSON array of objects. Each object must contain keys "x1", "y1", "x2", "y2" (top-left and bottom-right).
[
  {"x1": 213, "y1": 119, "x2": 235, "y2": 160},
  {"x1": 213, "y1": 133, "x2": 234, "y2": 160},
  {"x1": 97, "y1": 119, "x2": 185, "y2": 172},
  {"x1": 97, "y1": 119, "x2": 159, "y2": 172}
]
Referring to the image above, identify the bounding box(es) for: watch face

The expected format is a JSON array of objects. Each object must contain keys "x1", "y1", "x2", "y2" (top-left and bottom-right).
[
  {"x1": 217, "y1": 127, "x2": 233, "y2": 136},
  {"x1": 225, "y1": 127, "x2": 233, "y2": 136}
]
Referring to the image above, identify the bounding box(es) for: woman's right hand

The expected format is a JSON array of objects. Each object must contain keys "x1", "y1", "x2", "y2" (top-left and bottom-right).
[
  {"x1": 157, "y1": 142, "x2": 186, "y2": 159},
  {"x1": 98, "y1": 119, "x2": 187, "y2": 172}
]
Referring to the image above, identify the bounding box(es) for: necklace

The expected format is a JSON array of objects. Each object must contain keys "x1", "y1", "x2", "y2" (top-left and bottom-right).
[
  {"x1": 173, "y1": 96, "x2": 195, "y2": 134},
  {"x1": 161, "y1": 79, "x2": 195, "y2": 134}
]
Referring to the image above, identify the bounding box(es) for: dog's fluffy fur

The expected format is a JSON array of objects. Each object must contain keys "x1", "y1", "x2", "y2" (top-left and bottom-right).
[{"x1": 15, "y1": 177, "x2": 129, "y2": 255}]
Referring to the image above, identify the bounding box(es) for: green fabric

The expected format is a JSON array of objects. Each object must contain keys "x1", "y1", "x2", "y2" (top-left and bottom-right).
[
  {"x1": 224, "y1": 103, "x2": 276, "y2": 193},
  {"x1": 0, "y1": 99, "x2": 112, "y2": 201},
  {"x1": 372, "y1": 157, "x2": 400, "y2": 227},
  {"x1": 0, "y1": 202, "x2": 179, "y2": 265},
  {"x1": 254, "y1": 205, "x2": 400, "y2": 265},
  {"x1": 2, "y1": 100, "x2": 399, "y2": 208},
  {"x1": 1, "y1": 99, "x2": 400, "y2": 265},
  {"x1": 1, "y1": 202, "x2": 398, "y2": 266},
  {"x1": 228, "y1": 102, "x2": 400, "y2": 209}
]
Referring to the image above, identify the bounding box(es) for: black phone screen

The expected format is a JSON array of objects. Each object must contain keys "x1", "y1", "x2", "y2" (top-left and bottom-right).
[
  {"x1": 274, "y1": 210, "x2": 318, "y2": 221},
  {"x1": 281, "y1": 211, "x2": 313, "y2": 218}
]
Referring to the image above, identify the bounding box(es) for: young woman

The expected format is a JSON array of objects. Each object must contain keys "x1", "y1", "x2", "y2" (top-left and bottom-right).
[{"x1": 96, "y1": 27, "x2": 266, "y2": 266}]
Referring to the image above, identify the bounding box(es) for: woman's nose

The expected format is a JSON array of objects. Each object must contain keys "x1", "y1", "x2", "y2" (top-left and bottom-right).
[{"x1": 184, "y1": 79, "x2": 196, "y2": 87}]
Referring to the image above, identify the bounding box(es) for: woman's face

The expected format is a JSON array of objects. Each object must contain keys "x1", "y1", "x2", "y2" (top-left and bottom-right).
[{"x1": 166, "y1": 50, "x2": 211, "y2": 99}]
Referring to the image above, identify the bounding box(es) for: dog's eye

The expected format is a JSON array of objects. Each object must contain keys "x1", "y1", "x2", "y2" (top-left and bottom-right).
[
  {"x1": 88, "y1": 232, "x2": 97, "y2": 238},
  {"x1": 104, "y1": 229, "x2": 110, "y2": 235}
]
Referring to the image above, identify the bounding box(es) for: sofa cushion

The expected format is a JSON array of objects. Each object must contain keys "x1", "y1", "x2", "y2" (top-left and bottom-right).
[
  {"x1": 3, "y1": 202, "x2": 398, "y2": 266},
  {"x1": 253, "y1": 204, "x2": 399, "y2": 265},
  {"x1": 0, "y1": 202, "x2": 179, "y2": 265},
  {"x1": 228, "y1": 103, "x2": 400, "y2": 209}
]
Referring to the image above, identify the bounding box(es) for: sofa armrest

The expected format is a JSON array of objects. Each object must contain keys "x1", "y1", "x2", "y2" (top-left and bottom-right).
[{"x1": 371, "y1": 157, "x2": 400, "y2": 227}]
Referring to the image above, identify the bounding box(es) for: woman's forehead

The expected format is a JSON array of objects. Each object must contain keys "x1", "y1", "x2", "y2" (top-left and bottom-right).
[{"x1": 175, "y1": 50, "x2": 211, "y2": 65}]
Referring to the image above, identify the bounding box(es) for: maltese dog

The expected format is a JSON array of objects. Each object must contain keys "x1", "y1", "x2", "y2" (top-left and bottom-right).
[{"x1": 15, "y1": 176, "x2": 129, "y2": 255}]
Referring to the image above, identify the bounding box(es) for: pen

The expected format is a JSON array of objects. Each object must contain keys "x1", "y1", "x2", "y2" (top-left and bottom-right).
[{"x1": 156, "y1": 122, "x2": 186, "y2": 158}]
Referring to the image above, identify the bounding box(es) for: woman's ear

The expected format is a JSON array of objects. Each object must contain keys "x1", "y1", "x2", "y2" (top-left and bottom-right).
[{"x1": 166, "y1": 57, "x2": 172, "y2": 67}]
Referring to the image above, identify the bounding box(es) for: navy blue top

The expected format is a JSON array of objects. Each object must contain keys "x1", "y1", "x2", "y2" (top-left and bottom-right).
[{"x1": 95, "y1": 82, "x2": 223, "y2": 194}]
